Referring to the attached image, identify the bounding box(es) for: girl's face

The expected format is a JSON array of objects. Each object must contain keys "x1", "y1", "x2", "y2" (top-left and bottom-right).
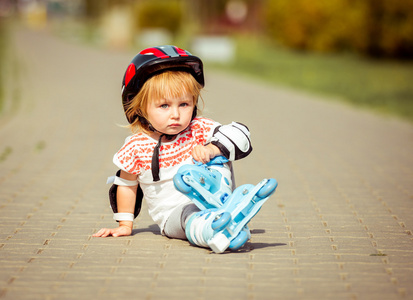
[{"x1": 146, "y1": 92, "x2": 195, "y2": 138}]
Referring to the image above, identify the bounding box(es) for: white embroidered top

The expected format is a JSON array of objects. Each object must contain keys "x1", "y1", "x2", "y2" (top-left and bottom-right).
[{"x1": 113, "y1": 117, "x2": 220, "y2": 233}]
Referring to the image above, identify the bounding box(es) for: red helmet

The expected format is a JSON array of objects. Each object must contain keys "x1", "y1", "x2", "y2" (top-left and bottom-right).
[{"x1": 121, "y1": 45, "x2": 204, "y2": 123}]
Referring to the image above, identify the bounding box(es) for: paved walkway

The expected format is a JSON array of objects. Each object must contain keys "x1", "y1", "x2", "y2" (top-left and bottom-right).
[{"x1": 1, "y1": 28, "x2": 413, "y2": 300}]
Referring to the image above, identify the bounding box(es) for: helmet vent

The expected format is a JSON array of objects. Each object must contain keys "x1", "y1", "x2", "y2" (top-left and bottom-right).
[
  {"x1": 125, "y1": 64, "x2": 136, "y2": 87},
  {"x1": 140, "y1": 47, "x2": 169, "y2": 59}
]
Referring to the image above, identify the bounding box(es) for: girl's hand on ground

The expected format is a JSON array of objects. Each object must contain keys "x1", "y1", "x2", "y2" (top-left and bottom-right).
[{"x1": 93, "y1": 225, "x2": 132, "y2": 237}]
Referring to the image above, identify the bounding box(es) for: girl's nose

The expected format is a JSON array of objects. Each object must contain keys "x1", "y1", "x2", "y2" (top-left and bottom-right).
[{"x1": 171, "y1": 106, "x2": 179, "y2": 118}]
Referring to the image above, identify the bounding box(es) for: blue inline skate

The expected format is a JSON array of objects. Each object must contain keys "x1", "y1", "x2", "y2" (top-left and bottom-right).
[
  {"x1": 174, "y1": 156, "x2": 278, "y2": 253},
  {"x1": 174, "y1": 156, "x2": 233, "y2": 210}
]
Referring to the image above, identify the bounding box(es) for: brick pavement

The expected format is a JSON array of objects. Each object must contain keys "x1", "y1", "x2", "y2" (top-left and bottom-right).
[{"x1": 0, "y1": 28, "x2": 412, "y2": 300}]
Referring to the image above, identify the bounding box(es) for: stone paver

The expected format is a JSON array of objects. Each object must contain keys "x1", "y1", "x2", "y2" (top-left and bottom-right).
[{"x1": 1, "y1": 28, "x2": 413, "y2": 300}]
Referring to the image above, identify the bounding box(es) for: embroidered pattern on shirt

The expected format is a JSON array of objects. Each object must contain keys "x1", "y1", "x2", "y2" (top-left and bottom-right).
[{"x1": 116, "y1": 118, "x2": 215, "y2": 175}]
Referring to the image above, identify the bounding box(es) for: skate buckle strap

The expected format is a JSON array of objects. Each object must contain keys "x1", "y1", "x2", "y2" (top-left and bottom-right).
[
  {"x1": 107, "y1": 175, "x2": 138, "y2": 186},
  {"x1": 113, "y1": 213, "x2": 134, "y2": 222},
  {"x1": 231, "y1": 179, "x2": 269, "y2": 214},
  {"x1": 182, "y1": 175, "x2": 223, "y2": 209},
  {"x1": 227, "y1": 179, "x2": 270, "y2": 235}
]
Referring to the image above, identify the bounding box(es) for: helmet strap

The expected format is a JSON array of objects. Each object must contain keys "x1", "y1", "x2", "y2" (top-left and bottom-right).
[{"x1": 151, "y1": 133, "x2": 165, "y2": 182}]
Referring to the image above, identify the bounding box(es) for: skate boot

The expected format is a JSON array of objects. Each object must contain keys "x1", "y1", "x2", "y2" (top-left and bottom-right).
[
  {"x1": 185, "y1": 209, "x2": 220, "y2": 249},
  {"x1": 173, "y1": 156, "x2": 233, "y2": 210},
  {"x1": 185, "y1": 178, "x2": 278, "y2": 253}
]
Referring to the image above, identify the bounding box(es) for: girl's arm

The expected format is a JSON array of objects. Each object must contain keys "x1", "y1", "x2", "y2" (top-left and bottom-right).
[
  {"x1": 192, "y1": 121, "x2": 252, "y2": 163},
  {"x1": 93, "y1": 170, "x2": 138, "y2": 237}
]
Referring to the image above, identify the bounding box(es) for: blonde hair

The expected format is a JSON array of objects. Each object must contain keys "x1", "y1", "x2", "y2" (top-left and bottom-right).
[{"x1": 126, "y1": 70, "x2": 203, "y2": 134}]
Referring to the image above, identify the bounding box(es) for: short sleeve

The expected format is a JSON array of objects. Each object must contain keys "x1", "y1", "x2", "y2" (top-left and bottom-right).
[
  {"x1": 113, "y1": 134, "x2": 153, "y2": 175},
  {"x1": 190, "y1": 117, "x2": 221, "y2": 146}
]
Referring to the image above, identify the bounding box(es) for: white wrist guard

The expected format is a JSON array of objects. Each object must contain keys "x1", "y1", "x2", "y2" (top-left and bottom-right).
[{"x1": 113, "y1": 213, "x2": 134, "y2": 222}]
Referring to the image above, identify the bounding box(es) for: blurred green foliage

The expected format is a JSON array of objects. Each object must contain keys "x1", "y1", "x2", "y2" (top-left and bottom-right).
[
  {"x1": 83, "y1": 0, "x2": 131, "y2": 19},
  {"x1": 264, "y1": 0, "x2": 413, "y2": 59},
  {"x1": 135, "y1": 0, "x2": 183, "y2": 35},
  {"x1": 212, "y1": 35, "x2": 413, "y2": 122}
]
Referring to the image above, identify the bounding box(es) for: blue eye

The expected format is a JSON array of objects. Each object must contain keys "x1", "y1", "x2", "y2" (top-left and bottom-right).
[{"x1": 160, "y1": 104, "x2": 168, "y2": 109}]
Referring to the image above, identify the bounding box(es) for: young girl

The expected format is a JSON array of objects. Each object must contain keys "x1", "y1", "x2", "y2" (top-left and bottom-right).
[{"x1": 94, "y1": 46, "x2": 275, "y2": 253}]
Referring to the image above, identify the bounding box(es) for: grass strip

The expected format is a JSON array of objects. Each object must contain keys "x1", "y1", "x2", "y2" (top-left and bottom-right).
[{"x1": 211, "y1": 35, "x2": 413, "y2": 122}]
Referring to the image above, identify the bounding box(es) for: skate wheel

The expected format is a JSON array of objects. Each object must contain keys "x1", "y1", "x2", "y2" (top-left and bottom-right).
[
  {"x1": 173, "y1": 174, "x2": 192, "y2": 194},
  {"x1": 211, "y1": 212, "x2": 231, "y2": 231},
  {"x1": 229, "y1": 230, "x2": 249, "y2": 250},
  {"x1": 208, "y1": 232, "x2": 230, "y2": 253},
  {"x1": 257, "y1": 179, "x2": 278, "y2": 199}
]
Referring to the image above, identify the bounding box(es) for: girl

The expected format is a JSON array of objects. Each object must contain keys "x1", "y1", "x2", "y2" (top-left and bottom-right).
[{"x1": 93, "y1": 46, "x2": 274, "y2": 253}]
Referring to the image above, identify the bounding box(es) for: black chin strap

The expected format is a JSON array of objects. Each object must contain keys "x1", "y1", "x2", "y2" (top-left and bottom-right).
[
  {"x1": 151, "y1": 132, "x2": 175, "y2": 182},
  {"x1": 151, "y1": 134, "x2": 165, "y2": 182}
]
